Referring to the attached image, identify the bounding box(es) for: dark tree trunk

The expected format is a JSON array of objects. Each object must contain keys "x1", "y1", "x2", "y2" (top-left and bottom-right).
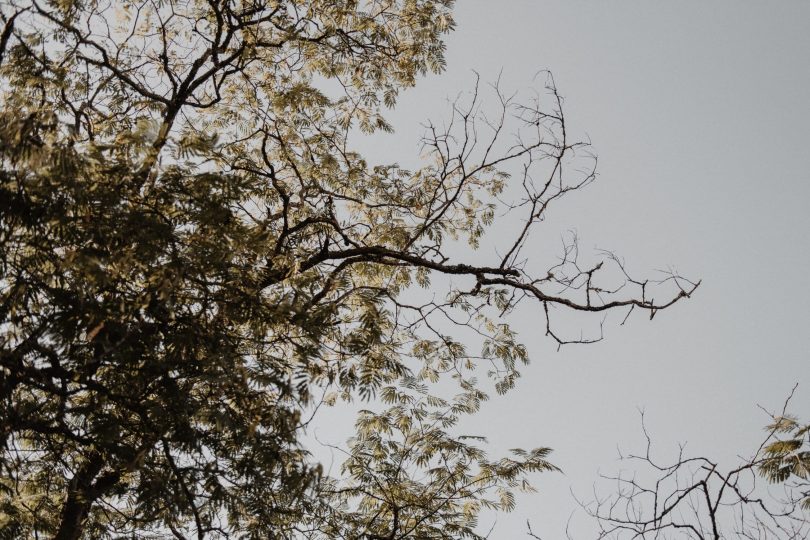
[{"x1": 53, "y1": 455, "x2": 104, "y2": 540}]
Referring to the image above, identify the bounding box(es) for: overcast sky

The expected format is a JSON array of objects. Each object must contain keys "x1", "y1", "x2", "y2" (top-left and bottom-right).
[{"x1": 315, "y1": 1, "x2": 810, "y2": 537}]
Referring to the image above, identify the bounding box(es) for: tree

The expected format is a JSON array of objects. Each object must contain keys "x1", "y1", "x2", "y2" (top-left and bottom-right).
[
  {"x1": 0, "y1": 1, "x2": 697, "y2": 538},
  {"x1": 561, "y1": 398, "x2": 809, "y2": 540}
]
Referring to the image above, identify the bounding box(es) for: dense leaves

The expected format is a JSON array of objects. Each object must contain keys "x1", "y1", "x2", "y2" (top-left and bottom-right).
[{"x1": 0, "y1": 1, "x2": 696, "y2": 538}]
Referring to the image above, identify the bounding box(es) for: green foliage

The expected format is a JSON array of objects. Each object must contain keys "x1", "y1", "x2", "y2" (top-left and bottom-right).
[
  {"x1": 760, "y1": 415, "x2": 810, "y2": 509},
  {"x1": 310, "y1": 379, "x2": 556, "y2": 539},
  {"x1": 0, "y1": 1, "x2": 695, "y2": 538}
]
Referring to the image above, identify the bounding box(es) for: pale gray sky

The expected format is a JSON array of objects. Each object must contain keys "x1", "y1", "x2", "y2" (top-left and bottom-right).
[{"x1": 315, "y1": 1, "x2": 810, "y2": 537}]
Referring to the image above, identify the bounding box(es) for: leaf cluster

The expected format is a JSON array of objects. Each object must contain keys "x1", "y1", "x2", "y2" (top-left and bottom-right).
[{"x1": 760, "y1": 415, "x2": 810, "y2": 509}]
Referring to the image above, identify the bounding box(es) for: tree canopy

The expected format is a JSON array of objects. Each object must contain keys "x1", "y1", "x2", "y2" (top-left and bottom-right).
[{"x1": 0, "y1": 1, "x2": 698, "y2": 538}]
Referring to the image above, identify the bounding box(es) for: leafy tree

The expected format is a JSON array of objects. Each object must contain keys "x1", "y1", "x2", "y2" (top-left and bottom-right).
[{"x1": 0, "y1": 1, "x2": 697, "y2": 538}]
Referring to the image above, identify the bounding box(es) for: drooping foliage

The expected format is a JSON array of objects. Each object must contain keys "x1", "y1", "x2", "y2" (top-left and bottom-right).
[
  {"x1": 0, "y1": 1, "x2": 697, "y2": 538},
  {"x1": 761, "y1": 415, "x2": 810, "y2": 510}
]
